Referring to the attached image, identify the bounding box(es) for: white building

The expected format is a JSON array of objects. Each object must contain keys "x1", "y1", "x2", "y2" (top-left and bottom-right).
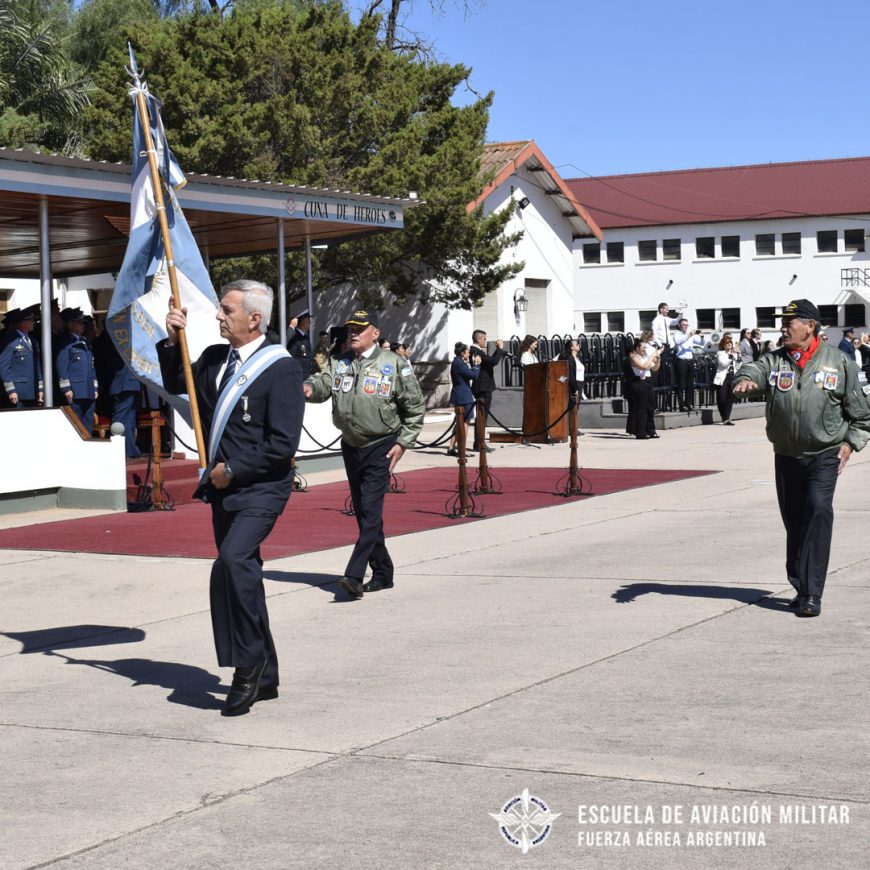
[{"x1": 566, "y1": 156, "x2": 870, "y2": 340}]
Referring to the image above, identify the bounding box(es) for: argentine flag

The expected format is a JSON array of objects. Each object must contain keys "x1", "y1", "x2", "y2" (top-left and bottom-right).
[{"x1": 107, "y1": 49, "x2": 220, "y2": 418}]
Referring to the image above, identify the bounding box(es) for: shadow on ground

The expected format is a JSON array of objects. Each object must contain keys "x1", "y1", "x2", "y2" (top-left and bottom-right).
[{"x1": 612, "y1": 583, "x2": 773, "y2": 604}]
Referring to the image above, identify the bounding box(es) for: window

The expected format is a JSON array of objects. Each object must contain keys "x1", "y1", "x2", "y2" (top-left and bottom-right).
[
  {"x1": 817, "y1": 230, "x2": 838, "y2": 253},
  {"x1": 817, "y1": 304, "x2": 837, "y2": 325},
  {"x1": 782, "y1": 232, "x2": 801, "y2": 255},
  {"x1": 696, "y1": 308, "x2": 716, "y2": 330},
  {"x1": 607, "y1": 312, "x2": 625, "y2": 332},
  {"x1": 584, "y1": 312, "x2": 602, "y2": 333},
  {"x1": 845, "y1": 303, "x2": 865, "y2": 326},
  {"x1": 695, "y1": 236, "x2": 715, "y2": 259},
  {"x1": 638, "y1": 240, "x2": 657, "y2": 261},
  {"x1": 582, "y1": 243, "x2": 601, "y2": 264},
  {"x1": 606, "y1": 241, "x2": 624, "y2": 263},
  {"x1": 722, "y1": 308, "x2": 741, "y2": 329},
  {"x1": 755, "y1": 234, "x2": 775, "y2": 256},
  {"x1": 845, "y1": 229, "x2": 865, "y2": 252},
  {"x1": 721, "y1": 235, "x2": 740, "y2": 258},
  {"x1": 756, "y1": 307, "x2": 776, "y2": 328},
  {"x1": 663, "y1": 238, "x2": 681, "y2": 261},
  {"x1": 638, "y1": 310, "x2": 656, "y2": 330}
]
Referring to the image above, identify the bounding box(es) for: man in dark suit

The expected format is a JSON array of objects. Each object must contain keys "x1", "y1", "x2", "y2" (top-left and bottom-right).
[
  {"x1": 470, "y1": 329, "x2": 505, "y2": 451},
  {"x1": 159, "y1": 279, "x2": 304, "y2": 716}
]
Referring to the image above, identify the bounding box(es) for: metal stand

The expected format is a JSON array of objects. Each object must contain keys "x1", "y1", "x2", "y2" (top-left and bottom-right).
[
  {"x1": 445, "y1": 405, "x2": 483, "y2": 518},
  {"x1": 472, "y1": 398, "x2": 501, "y2": 494},
  {"x1": 556, "y1": 400, "x2": 591, "y2": 497}
]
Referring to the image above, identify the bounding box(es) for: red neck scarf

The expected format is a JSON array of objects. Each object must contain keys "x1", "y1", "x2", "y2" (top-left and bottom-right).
[{"x1": 788, "y1": 335, "x2": 820, "y2": 369}]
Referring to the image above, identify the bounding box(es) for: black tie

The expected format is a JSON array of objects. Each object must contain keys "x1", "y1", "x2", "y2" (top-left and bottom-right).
[{"x1": 218, "y1": 349, "x2": 240, "y2": 395}]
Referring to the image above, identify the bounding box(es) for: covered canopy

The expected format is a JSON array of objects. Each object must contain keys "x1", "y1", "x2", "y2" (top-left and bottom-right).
[{"x1": 0, "y1": 147, "x2": 414, "y2": 278}]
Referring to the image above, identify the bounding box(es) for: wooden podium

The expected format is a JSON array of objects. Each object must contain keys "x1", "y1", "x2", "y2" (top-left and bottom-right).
[{"x1": 523, "y1": 360, "x2": 569, "y2": 443}]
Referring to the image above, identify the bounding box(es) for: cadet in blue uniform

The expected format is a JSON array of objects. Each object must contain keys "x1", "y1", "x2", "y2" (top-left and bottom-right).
[
  {"x1": 286, "y1": 310, "x2": 313, "y2": 376},
  {"x1": 94, "y1": 328, "x2": 142, "y2": 458},
  {"x1": 55, "y1": 307, "x2": 99, "y2": 433},
  {"x1": 0, "y1": 308, "x2": 43, "y2": 408}
]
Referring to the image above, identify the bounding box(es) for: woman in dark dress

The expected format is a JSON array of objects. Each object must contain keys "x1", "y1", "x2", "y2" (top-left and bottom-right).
[{"x1": 447, "y1": 341, "x2": 480, "y2": 456}]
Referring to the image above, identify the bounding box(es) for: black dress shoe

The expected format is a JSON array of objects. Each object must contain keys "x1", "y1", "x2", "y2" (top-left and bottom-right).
[
  {"x1": 338, "y1": 575, "x2": 364, "y2": 599},
  {"x1": 363, "y1": 576, "x2": 394, "y2": 593},
  {"x1": 223, "y1": 656, "x2": 269, "y2": 717},
  {"x1": 648, "y1": 433, "x2": 660, "y2": 439},
  {"x1": 797, "y1": 595, "x2": 821, "y2": 617},
  {"x1": 446, "y1": 448, "x2": 458, "y2": 457},
  {"x1": 257, "y1": 684, "x2": 279, "y2": 702}
]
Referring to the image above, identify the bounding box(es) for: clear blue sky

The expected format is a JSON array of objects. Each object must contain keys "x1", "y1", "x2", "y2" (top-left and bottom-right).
[{"x1": 398, "y1": 0, "x2": 870, "y2": 179}]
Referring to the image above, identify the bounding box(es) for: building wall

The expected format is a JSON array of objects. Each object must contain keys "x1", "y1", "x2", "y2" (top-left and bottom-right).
[
  {"x1": 474, "y1": 170, "x2": 578, "y2": 340},
  {"x1": 574, "y1": 214, "x2": 870, "y2": 338}
]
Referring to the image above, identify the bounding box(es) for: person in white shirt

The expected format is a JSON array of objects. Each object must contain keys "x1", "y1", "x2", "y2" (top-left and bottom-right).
[
  {"x1": 672, "y1": 317, "x2": 704, "y2": 411},
  {"x1": 651, "y1": 302, "x2": 681, "y2": 352},
  {"x1": 519, "y1": 334, "x2": 539, "y2": 366}
]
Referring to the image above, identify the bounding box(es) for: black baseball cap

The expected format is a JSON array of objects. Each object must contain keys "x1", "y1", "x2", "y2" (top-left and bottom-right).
[
  {"x1": 777, "y1": 299, "x2": 821, "y2": 321},
  {"x1": 345, "y1": 308, "x2": 379, "y2": 329}
]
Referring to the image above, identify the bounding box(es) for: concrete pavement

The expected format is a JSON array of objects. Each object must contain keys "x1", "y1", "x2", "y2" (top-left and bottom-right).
[{"x1": 1, "y1": 418, "x2": 868, "y2": 869}]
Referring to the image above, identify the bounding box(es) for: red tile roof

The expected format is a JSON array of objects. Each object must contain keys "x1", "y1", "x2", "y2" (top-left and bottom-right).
[
  {"x1": 473, "y1": 140, "x2": 602, "y2": 239},
  {"x1": 565, "y1": 157, "x2": 870, "y2": 229}
]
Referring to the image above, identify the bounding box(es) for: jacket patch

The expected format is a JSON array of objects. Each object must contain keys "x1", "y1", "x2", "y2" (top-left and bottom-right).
[
  {"x1": 776, "y1": 371, "x2": 795, "y2": 392},
  {"x1": 377, "y1": 378, "x2": 392, "y2": 397},
  {"x1": 381, "y1": 363, "x2": 394, "y2": 375},
  {"x1": 332, "y1": 374, "x2": 342, "y2": 392},
  {"x1": 341, "y1": 375, "x2": 354, "y2": 393},
  {"x1": 363, "y1": 375, "x2": 379, "y2": 395},
  {"x1": 823, "y1": 372, "x2": 839, "y2": 391},
  {"x1": 400, "y1": 364, "x2": 413, "y2": 377}
]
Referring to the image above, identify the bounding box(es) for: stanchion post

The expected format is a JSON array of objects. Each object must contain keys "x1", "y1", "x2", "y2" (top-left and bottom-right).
[
  {"x1": 455, "y1": 405, "x2": 470, "y2": 516},
  {"x1": 568, "y1": 399, "x2": 579, "y2": 492},
  {"x1": 151, "y1": 410, "x2": 164, "y2": 509},
  {"x1": 475, "y1": 398, "x2": 494, "y2": 493}
]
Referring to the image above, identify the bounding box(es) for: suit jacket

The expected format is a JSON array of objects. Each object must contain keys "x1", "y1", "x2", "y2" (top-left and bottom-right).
[
  {"x1": 449, "y1": 357, "x2": 480, "y2": 407},
  {"x1": 0, "y1": 330, "x2": 43, "y2": 401},
  {"x1": 158, "y1": 340, "x2": 305, "y2": 512},
  {"x1": 55, "y1": 332, "x2": 98, "y2": 400},
  {"x1": 471, "y1": 345, "x2": 505, "y2": 396}
]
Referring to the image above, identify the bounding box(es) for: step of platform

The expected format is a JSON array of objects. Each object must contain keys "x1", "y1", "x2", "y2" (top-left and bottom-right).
[{"x1": 126, "y1": 458, "x2": 202, "y2": 508}]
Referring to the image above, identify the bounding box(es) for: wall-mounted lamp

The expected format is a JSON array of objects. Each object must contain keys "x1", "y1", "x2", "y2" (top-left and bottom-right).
[
  {"x1": 789, "y1": 273, "x2": 798, "y2": 285},
  {"x1": 513, "y1": 287, "x2": 528, "y2": 324},
  {"x1": 666, "y1": 279, "x2": 674, "y2": 289},
  {"x1": 517, "y1": 196, "x2": 531, "y2": 211}
]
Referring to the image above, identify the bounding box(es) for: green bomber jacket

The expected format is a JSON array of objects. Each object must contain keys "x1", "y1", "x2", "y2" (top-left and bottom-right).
[
  {"x1": 732, "y1": 341, "x2": 870, "y2": 458},
  {"x1": 305, "y1": 346, "x2": 425, "y2": 449}
]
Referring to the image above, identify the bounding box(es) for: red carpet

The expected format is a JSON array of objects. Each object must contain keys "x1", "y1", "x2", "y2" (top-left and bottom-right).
[{"x1": 0, "y1": 467, "x2": 714, "y2": 559}]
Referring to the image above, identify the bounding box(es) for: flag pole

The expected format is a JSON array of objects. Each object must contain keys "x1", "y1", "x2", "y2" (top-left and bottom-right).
[{"x1": 129, "y1": 63, "x2": 207, "y2": 468}]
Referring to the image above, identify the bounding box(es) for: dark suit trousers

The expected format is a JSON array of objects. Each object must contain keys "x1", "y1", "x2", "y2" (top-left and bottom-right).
[
  {"x1": 342, "y1": 437, "x2": 396, "y2": 582},
  {"x1": 112, "y1": 390, "x2": 140, "y2": 457},
  {"x1": 210, "y1": 499, "x2": 280, "y2": 686},
  {"x1": 675, "y1": 357, "x2": 694, "y2": 408},
  {"x1": 774, "y1": 448, "x2": 839, "y2": 598}
]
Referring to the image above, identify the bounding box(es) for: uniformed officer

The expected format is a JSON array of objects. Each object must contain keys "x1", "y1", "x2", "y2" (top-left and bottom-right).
[
  {"x1": 733, "y1": 299, "x2": 870, "y2": 617},
  {"x1": 286, "y1": 310, "x2": 313, "y2": 376},
  {"x1": 0, "y1": 308, "x2": 43, "y2": 408},
  {"x1": 55, "y1": 307, "x2": 99, "y2": 433},
  {"x1": 303, "y1": 307, "x2": 425, "y2": 599}
]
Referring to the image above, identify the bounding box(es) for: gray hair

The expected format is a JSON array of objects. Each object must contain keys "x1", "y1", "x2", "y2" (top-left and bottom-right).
[{"x1": 221, "y1": 279, "x2": 273, "y2": 335}]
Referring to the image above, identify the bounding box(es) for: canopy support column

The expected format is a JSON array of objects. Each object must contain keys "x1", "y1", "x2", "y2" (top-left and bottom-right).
[
  {"x1": 305, "y1": 237, "x2": 314, "y2": 335},
  {"x1": 38, "y1": 197, "x2": 53, "y2": 407},
  {"x1": 277, "y1": 219, "x2": 287, "y2": 346}
]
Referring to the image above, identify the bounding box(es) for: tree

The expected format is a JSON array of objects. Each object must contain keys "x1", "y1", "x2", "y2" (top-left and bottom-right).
[
  {"x1": 82, "y1": 0, "x2": 520, "y2": 308},
  {"x1": 0, "y1": 0, "x2": 91, "y2": 152}
]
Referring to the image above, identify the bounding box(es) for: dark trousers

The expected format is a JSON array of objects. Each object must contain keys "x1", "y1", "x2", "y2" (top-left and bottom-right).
[
  {"x1": 210, "y1": 500, "x2": 280, "y2": 686},
  {"x1": 342, "y1": 436, "x2": 396, "y2": 582},
  {"x1": 71, "y1": 397, "x2": 95, "y2": 434},
  {"x1": 472, "y1": 392, "x2": 491, "y2": 447},
  {"x1": 774, "y1": 448, "x2": 840, "y2": 598},
  {"x1": 675, "y1": 358, "x2": 694, "y2": 408},
  {"x1": 716, "y1": 375, "x2": 734, "y2": 422},
  {"x1": 626, "y1": 379, "x2": 656, "y2": 436},
  {"x1": 113, "y1": 390, "x2": 141, "y2": 457}
]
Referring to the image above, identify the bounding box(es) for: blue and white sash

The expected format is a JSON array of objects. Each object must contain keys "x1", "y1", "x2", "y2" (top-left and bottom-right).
[{"x1": 204, "y1": 344, "x2": 290, "y2": 473}]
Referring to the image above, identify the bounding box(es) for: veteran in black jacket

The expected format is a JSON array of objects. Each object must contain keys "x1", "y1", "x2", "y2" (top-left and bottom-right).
[{"x1": 159, "y1": 279, "x2": 304, "y2": 716}]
